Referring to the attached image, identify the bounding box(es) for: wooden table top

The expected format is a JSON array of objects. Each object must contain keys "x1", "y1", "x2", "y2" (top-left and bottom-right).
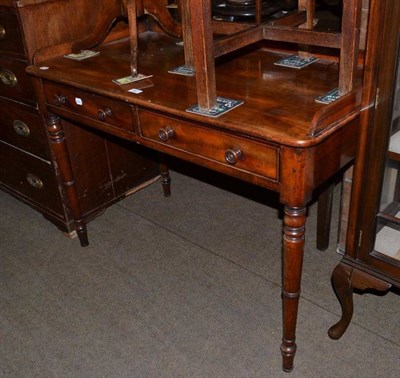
[{"x1": 27, "y1": 31, "x2": 361, "y2": 147}]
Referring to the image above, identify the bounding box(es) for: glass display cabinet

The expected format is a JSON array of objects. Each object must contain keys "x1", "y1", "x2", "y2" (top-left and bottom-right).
[
  {"x1": 329, "y1": 0, "x2": 400, "y2": 340},
  {"x1": 375, "y1": 86, "x2": 400, "y2": 262}
]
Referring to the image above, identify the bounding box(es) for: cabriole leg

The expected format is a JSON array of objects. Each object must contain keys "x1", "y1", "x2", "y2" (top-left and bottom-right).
[
  {"x1": 328, "y1": 263, "x2": 354, "y2": 339},
  {"x1": 328, "y1": 262, "x2": 391, "y2": 340}
]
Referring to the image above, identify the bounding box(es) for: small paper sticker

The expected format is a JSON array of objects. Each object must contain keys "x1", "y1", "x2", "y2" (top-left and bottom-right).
[
  {"x1": 128, "y1": 88, "x2": 143, "y2": 94},
  {"x1": 64, "y1": 50, "x2": 100, "y2": 61},
  {"x1": 112, "y1": 74, "x2": 153, "y2": 85}
]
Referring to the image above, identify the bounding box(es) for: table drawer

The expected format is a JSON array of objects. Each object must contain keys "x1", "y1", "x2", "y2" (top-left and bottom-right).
[
  {"x1": 139, "y1": 110, "x2": 279, "y2": 181},
  {"x1": 0, "y1": 55, "x2": 35, "y2": 105},
  {"x1": 0, "y1": 11, "x2": 25, "y2": 57},
  {"x1": 0, "y1": 141, "x2": 63, "y2": 214},
  {"x1": 0, "y1": 98, "x2": 48, "y2": 159},
  {"x1": 44, "y1": 82, "x2": 135, "y2": 132}
]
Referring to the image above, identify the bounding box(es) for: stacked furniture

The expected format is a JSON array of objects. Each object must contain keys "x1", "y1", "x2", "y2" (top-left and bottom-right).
[
  {"x1": 0, "y1": 0, "x2": 159, "y2": 237},
  {"x1": 21, "y1": 0, "x2": 398, "y2": 373}
]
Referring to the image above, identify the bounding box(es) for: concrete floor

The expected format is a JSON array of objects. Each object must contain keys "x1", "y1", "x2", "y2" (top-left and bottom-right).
[{"x1": 1, "y1": 167, "x2": 399, "y2": 377}]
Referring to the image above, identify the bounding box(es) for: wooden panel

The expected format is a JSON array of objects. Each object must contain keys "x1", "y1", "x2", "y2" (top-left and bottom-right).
[
  {"x1": 17, "y1": 0, "x2": 123, "y2": 61},
  {"x1": 312, "y1": 118, "x2": 359, "y2": 188},
  {"x1": 0, "y1": 97, "x2": 48, "y2": 159},
  {"x1": 139, "y1": 109, "x2": 279, "y2": 182},
  {"x1": 62, "y1": 120, "x2": 117, "y2": 215},
  {"x1": 62, "y1": 121, "x2": 159, "y2": 215},
  {"x1": 105, "y1": 137, "x2": 160, "y2": 198},
  {"x1": 0, "y1": 10, "x2": 25, "y2": 57}
]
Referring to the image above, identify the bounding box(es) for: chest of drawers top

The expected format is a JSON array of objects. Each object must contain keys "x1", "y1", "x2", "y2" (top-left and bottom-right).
[{"x1": 0, "y1": 0, "x2": 122, "y2": 62}]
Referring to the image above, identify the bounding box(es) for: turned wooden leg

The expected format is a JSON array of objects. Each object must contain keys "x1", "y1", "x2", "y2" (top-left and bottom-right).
[
  {"x1": 159, "y1": 154, "x2": 171, "y2": 197},
  {"x1": 298, "y1": 0, "x2": 316, "y2": 60},
  {"x1": 316, "y1": 182, "x2": 334, "y2": 251},
  {"x1": 328, "y1": 262, "x2": 391, "y2": 340},
  {"x1": 281, "y1": 206, "x2": 307, "y2": 372},
  {"x1": 47, "y1": 115, "x2": 88, "y2": 247}
]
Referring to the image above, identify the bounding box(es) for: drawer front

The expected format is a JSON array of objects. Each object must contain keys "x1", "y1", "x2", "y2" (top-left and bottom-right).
[
  {"x1": 44, "y1": 82, "x2": 135, "y2": 132},
  {"x1": 0, "y1": 98, "x2": 48, "y2": 159},
  {"x1": 0, "y1": 141, "x2": 63, "y2": 214},
  {"x1": 0, "y1": 56, "x2": 35, "y2": 105},
  {"x1": 0, "y1": 11, "x2": 25, "y2": 57},
  {"x1": 139, "y1": 110, "x2": 279, "y2": 181}
]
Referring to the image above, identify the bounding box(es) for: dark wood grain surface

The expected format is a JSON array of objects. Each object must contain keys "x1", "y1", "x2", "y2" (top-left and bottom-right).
[{"x1": 28, "y1": 31, "x2": 360, "y2": 147}]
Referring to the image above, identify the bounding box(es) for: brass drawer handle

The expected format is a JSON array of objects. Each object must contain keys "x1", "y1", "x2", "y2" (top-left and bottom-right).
[
  {"x1": 26, "y1": 173, "x2": 44, "y2": 190},
  {"x1": 53, "y1": 94, "x2": 67, "y2": 106},
  {"x1": 0, "y1": 24, "x2": 5, "y2": 40},
  {"x1": 225, "y1": 148, "x2": 243, "y2": 165},
  {"x1": 0, "y1": 68, "x2": 17, "y2": 87},
  {"x1": 13, "y1": 120, "x2": 30, "y2": 137},
  {"x1": 98, "y1": 107, "x2": 112, "y2": 121},
  {"x1": 158, "y1": 127, "x2": 174, "y2": 142}
]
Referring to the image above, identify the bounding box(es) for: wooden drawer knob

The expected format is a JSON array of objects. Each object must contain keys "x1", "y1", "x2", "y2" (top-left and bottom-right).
[
  {"x1": 97, "y1": 107, "x2": 112, "y2": 121},
  {"x1": 0, "y1": 68, "x2": 17, "y2": 87},
  {"x1": 53, "y1": 94, "x2": 67, "y2": 106},
  {"x1": 13, "y1": 120, "x2": 30, "y2": 137},
  {"x1": 0, "y1": 24, "x2": 5, "y2": 40},
  {"x1": 225, "y1": 148, "x2": 243, "y2": 165},
  {"x1": 26, "y1": 173, "x2": 44, "y2": 190},
  {"x1": 158, "y1": 127, "x2": 174, "y2": 142}
]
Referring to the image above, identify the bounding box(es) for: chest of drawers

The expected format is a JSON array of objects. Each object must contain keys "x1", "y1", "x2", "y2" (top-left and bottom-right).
[{"x1": 0, "y1": 1, "x2": 159, "y2": 235}]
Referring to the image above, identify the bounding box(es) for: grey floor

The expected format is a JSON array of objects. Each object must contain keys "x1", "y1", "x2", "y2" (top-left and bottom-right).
[{"x1": 1, "y1": 168, "x2": 399, "y2": 377}]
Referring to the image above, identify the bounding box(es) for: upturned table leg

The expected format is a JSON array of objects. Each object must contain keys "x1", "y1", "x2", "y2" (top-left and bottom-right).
[
  {"x1": 281, "y1": 206, "x2": 307, "y2": 372},
  {"x1": 188, "y1": 0, "x2": 217, "y2": 111},
  {"x1": 47, "y1": 115, "x2": 88, "y2": 247},
  {"x1": 179, "y1": 0, "x2": 194, "y2": 69},
  {"x1": 127, "y1": 0, "x2": 139, "y2": 77}
]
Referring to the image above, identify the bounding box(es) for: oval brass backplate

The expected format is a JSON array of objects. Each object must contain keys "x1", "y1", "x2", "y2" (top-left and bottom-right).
[
  {"x1": 0, "y1": 25, "x2": 5, "y2": 40},
  {"x1": 13, "y1": 120, "x2": 30, "y2": 137},
  {"x1": 0, "y1": 68, "x2": 17, "y2": 87},
  {"x1": 26, "y1": 174, "x2": 44, "y2": 190}
]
